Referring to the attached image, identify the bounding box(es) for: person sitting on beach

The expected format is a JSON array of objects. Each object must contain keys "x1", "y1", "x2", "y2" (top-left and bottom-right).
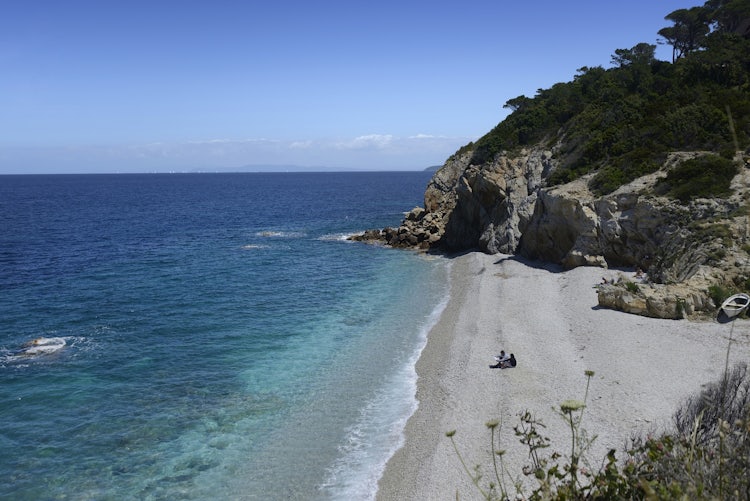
[
  {"x1": 500, "y1": 354, "x2": 516, "y2": 369},
  {"x1": 490, "y1": 351, "x2": 511, "y2": 369}
]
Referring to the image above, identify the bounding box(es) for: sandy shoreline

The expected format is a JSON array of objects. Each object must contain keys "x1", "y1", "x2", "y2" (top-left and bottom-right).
[{"x1": 376, "y1": 251, "x2": 750, "y2": 499}]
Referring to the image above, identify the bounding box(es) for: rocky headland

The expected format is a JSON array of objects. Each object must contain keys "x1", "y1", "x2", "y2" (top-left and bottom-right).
[
  {"x1": 376, "y1": 8, "x2": 750, "y2": 500},
  {"x1": 352, "y1": 145, "x2": 750, "y2": 319}
]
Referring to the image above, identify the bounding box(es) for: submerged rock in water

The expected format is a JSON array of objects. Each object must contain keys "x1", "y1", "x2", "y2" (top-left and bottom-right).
[{"x1": 16, "y1": 337, "x2": 67, "y2": 357}]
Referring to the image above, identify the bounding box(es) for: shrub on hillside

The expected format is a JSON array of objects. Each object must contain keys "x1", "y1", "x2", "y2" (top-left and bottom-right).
[
  {"x1": 654, "y1": 155, "x2": 738, "y2": 201},
  {"x1": 456, "y1": 0, "x2": 750, "y2": 194}
]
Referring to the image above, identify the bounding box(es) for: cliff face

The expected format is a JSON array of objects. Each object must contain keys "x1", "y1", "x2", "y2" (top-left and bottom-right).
[{"x1": 353, "y1": 145, "x2": 750, "y2": 319}]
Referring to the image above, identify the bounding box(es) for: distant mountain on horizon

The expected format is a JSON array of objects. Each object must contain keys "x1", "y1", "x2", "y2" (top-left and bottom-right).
[
  {"x1": 230, "y1": 164, "x2": 334, "y2": 173},
  {"x1": 197, "y1": 164, "x2": 435, "y2": 173}
]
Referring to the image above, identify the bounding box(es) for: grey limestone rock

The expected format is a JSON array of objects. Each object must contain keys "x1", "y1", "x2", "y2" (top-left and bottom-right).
[{"x1": 352, "y1": 145, "x2": 750, "y2": 318}]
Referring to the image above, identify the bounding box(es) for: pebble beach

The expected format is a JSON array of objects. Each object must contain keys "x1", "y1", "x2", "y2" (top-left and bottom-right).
[{"x1": 376, "y1": 251, "x2": 750, "y2": 499}]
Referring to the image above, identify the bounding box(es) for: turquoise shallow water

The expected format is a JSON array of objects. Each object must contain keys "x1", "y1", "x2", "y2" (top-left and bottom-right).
[{"x1": 0, "y1": 172, "x2": 450, "y2": 500}]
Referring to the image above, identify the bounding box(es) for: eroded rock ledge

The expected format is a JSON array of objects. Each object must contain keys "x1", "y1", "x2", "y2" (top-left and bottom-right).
[{"x1": 351, "y1": 145, "x2": 750, "y2": 319}]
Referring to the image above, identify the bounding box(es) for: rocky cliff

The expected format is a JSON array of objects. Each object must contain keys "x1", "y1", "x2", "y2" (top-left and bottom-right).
[{"x1": 352, "y1": 145, "x2": 750, "y2": 319}]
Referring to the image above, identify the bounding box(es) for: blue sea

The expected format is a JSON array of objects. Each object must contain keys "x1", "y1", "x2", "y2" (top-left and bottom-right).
[{"x1": 0, "y1": 172, "x2": 450, "y2": 500}]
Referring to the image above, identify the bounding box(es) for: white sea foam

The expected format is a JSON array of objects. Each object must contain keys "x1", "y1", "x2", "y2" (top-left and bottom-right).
[
  {"x1": 0, "y1": 336, "x2": 93, "y2": 367},
  {"x1": 255, "y1": 230, "x2": 307, "y2": 238},
  {"x1": 3, "y1": 336, "x2": 68, "y2": 363},
  {"x1": 22, "y1": 337, "x2": 66, "y2": 355},
  {"x1": 319, "y1": 274, "x2": 451, "y2": 500},
  {"x1": 318, "y1": 233, "x2": 357, "y2": 242}
]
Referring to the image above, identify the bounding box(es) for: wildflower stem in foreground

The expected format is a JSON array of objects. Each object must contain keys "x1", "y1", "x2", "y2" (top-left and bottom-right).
[{"x1": 446, "y1": 431, "x2": 491, "y2": 500}]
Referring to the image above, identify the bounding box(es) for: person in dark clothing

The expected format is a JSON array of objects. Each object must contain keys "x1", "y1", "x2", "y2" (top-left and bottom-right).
[{"x1": 490, "y1": 352, "x2": 516, "y2": 369}]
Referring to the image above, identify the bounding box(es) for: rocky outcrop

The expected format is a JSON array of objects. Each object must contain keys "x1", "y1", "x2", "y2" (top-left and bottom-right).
[
  {"x1": 352, "y1": 145, "x2": 750, "y2": 318},
  {"x1": 348, "y1": 207, "x2": 442, "y2": 249},
  {"x1": 596, "y1": 276, "x2": 717, "y2": 319}
]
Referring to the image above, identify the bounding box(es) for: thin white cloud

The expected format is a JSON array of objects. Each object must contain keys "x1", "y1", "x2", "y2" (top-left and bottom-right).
[
  {"x1": 0, "y1": 133, "x2": 475, "y2": 173},
  {"x1": 335, "y1": 134, "x2": 394, "y2": 150},
  {"x1": 184, "y1": 138, "x2": 281, "y2": 145}
]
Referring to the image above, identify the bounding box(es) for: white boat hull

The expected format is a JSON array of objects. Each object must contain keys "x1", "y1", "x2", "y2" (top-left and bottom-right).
[{"x1": 721, "y1": 293, "x2": 750, "y2": 318}]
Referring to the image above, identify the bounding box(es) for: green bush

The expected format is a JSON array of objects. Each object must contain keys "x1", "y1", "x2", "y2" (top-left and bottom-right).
[
  {"x1": 654, "y1": 155, "x2": 738, "y2": 201},
  {"x1": 708, "y1": 284, "x2": 733, "y2": 307},
  {"x1": 624, "y1": 281, "x2": 640, "y2": 293}
]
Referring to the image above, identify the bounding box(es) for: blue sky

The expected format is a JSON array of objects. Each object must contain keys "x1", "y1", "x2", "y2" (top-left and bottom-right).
[{"x1": 1, "y1": 0, "x2": 704, "y2": 173}]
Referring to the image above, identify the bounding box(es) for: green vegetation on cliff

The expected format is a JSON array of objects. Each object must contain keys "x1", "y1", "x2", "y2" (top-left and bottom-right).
[
  {"x1": 654, "y1": 154, "x2": 738, "y2": 200},
  {"x1": 462, "y1": 0, "x2": 750, "y2": 197}
]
